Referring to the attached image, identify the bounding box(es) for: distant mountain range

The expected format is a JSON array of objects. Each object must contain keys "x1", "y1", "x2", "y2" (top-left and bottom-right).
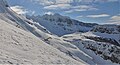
[{"x1": 26, "y1": 13, "x2": 98, "y2": 36}]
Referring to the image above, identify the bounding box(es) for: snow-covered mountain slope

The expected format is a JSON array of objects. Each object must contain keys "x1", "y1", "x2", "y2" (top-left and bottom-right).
[
  {"x1": 26, "y1": 14, "x2": 98, "y2": 36},
  {"x1": 0, "y1": 0, "x2": 119, "y2": 65},
  {"x1": 25, "y1": 11, "x2": 120, "y2": 65},
  {"x1": 0, "y1": 19, "x2": 85, "y2": 64},
  {"x1": 82, "y1": 25, "x2": 120, "y2": 46},
  {"x1": 0, "y1": 0, "x2": 86, "y2": 64},
  {"x1": 62, "y1": 33, "x2": 120, "y2": 64},
  {"x1": 41, "y1": 32, "x2": 120, "y2": 65}
]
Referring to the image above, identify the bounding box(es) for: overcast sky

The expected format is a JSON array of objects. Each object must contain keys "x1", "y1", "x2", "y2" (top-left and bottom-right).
[{"x1": 7, "y1": 0, "x2": 120, "y2": 24}]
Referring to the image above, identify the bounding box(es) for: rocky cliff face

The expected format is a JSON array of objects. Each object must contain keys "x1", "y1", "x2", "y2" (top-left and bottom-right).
[{"x1": 82, "y1": 41, "x2": 120, "y2": 64}]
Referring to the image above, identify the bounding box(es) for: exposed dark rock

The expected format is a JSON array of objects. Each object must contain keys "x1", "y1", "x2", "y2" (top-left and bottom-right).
[
  {"x1": 85, "y1": 36, "x2": 120, "y2": 47},
  {"x1": 83, "y1": 41, "x2": 120, "y2": 64}
]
